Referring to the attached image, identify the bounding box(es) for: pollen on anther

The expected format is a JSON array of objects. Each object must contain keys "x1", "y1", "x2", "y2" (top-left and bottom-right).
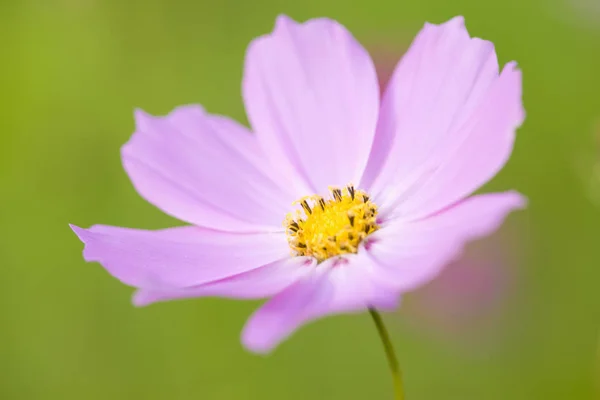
[
  {"x1": 301, "y1": 200, "x2": 312, "y2": 215},
  {"x1": 348, "y1": 185, "x2": 355, "y2": 200},
  {"x1": 332, "y1": 188, "x2": 342, "y2": 202},
  {"x1": 318, "y1": 197, "x2": 326, "y2": 211},
  {"x1": 348, "y1": 212, "x2": 355, "y2": 227}
]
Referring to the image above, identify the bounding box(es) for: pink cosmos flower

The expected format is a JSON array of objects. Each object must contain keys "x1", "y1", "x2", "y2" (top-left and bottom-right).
[{"x1": 71, "y1": 15, "x2": 526, "y2": 354}]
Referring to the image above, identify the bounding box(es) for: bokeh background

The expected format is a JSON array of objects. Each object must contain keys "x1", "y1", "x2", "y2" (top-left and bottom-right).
[{"x1": 1, "y1": 0, "x2": 599, "y2": 399}]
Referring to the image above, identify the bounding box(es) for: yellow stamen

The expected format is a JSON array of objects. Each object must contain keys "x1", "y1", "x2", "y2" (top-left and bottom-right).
[{"x1": 284, "y1": 184, "x2": 380, "y2": 262}]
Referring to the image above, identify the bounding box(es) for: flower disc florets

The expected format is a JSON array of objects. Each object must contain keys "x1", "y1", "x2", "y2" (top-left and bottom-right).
[{"x1": 285, "y1": 185, "x2": 379, "y2": 262}]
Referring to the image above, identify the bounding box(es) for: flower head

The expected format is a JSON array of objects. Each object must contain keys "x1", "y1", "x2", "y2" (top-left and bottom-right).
[
  {"x1": 72, "y1": 15, "x2": 526, "y2": 353},
  {"x1": 285, "y1": 185, "x2": 379, "y2": 262}
]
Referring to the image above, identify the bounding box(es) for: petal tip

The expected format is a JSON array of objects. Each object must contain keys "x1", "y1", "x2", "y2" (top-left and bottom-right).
[
  {"x1": 274, "y1": 14, "x2": 294, "y2": 28},
  {"x1": 171, "y1": 104, "x2": 205, "y2": 116},
  {"x1": 240, "y1": 309, "x2": 284, "y2": 355},
  {"x1": 500, "y1": 62, "x2": 525, "y2": 126},
  {"x1": 132, "y1": 290, "x2": 153, "y2": 307},
  {"x1": 505, "y1": 60, "x2": 519, "y2": 71},
  {"x1": 424, "y1": 15, "x2": 465, "y2": 31},
  {"x1": 448, "y1": 15, "x2": 466, "y2": 26},
  {"x1": 133, "y1": 108, "x2": 155, "y2": 131},
  {"x1": 241, "y1": 328, "x2": 275, "y2": 355},
  {"x1": 133, "y1": 107, "x2": 150, "y2": 120},
  {"x1": 510, "y1": 191, "x2": 528, "y2": 209},
  {"x1": 70, "y1": 224, "x2": 87, "y2": 243},
  {"x1": 69, "y1": 224, "x2": 97, "y2": 262}
]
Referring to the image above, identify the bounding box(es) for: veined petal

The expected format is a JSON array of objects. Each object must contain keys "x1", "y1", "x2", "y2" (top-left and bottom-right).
[
  {"x1": 362, "y1": 17, "x2": 524, "y2": 219},
  {"x1": 123, "y1": 105, "x2": 297, "y2": 232},
  {"x1": 241, "y1": 254, "x2": 398, "y2": 353},
  {"x1": 70, "y1": 224, "x2": 289, "y2": 289},
  {"x1": 243, "y1": 15, "x2": 380, "y2": 194},
  {"x1": 133, "y1": 257, "x2": 314, "y2": 306},
  {"x1": 367, "y1": 191, "x2": 526, "y2": 292}
]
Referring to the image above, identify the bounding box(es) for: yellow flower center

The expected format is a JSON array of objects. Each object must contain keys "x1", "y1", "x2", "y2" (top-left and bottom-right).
[{"x1": 284, "y1": 185, "x2": 380, "y2": 263}]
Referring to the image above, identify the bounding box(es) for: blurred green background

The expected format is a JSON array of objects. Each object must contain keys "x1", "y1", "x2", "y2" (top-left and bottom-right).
[{"x1": 1, "y1": 0, "x2": 600, "y2": 399}]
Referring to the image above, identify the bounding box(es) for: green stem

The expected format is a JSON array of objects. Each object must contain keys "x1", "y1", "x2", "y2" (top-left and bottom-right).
[{"x1": 369, "y1": 308, "x2": 404, "y2": 400}]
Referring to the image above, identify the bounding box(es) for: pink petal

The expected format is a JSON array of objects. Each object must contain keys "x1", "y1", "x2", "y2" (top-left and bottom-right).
[
  {"x1": 243, "y1": 15, "x2": 380, "y2": 194},
  {"x1": 132, "y1": 257, "x2": 314, "y2": 306},
  {"x1": 70, "y1": 224, "x2": 289, "y2": 289},
  {"x1": 367, "y1": 191, "x2": 526, "y2": 292},
  {"x1": 241, "y1": 254, "x2": 398, "y2": 353},
  {"x1": 362, "y1": 17, "x2": 524, "y2": 219},
  {"x1": 123, "y1": 105, "x2": 298, "y2": 232}
]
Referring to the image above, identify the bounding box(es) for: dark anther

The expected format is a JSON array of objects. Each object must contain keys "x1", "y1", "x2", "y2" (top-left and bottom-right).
[
  {"x1": 332, "y1": 188, "x2": 342, "y2": 201},
  {"x1": 318, "y1": 197, "x2": 326, "y2": 211},
  {"x1": 301, "y1": 200, "x2": 312, "y2": 214},
  {"x1": 348, "y1": 233, "x2": 354, "y2": 240},
  {"x1": 348, "y1": 213, "x2": 355, "y2": 226},
  {"x1": 364, "y1": 224, "x2": 371, "y2": 233},
  {"x1": 288, "y1": 225, "x2": 298, "y2": 232},
  {"x1": 297, "y1": 243, "x2": 307, "y2": 248},
  {"x1": 348, "y1": 185, "x2": 355, "y2": 200},
  {"x1": 362, "y1": 194, "x2": 370, "y2": 203},
  {"x1": 290, "y1": 221, "x2": 299, "y2": 229}
]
